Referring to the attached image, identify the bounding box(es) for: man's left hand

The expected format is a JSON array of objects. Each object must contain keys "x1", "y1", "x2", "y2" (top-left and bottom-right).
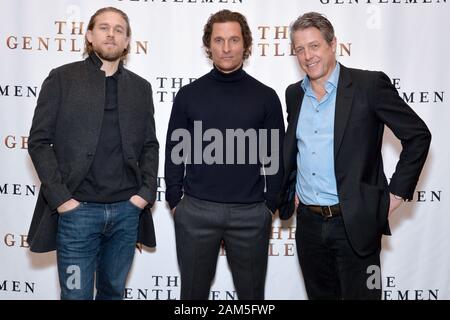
[{"x1": 389, "y1": 193, "x2": 403, "y2": 215}]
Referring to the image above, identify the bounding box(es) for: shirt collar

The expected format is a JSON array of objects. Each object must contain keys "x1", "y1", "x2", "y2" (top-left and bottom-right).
[
  {"x1": 301, "y1": 62, "x2": 340, "y2": 94},
  {"x1": 88, "y1": 52, "x2": 123, "y2": 76}
]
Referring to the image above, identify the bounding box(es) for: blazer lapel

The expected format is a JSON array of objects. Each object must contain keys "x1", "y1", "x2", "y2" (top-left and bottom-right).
[
  {"x1": 292, "y1": 89, "x2": 303, "y2": 126},
  {"x1": 287, "y1": 83, "x2": 304, "y2": 125},
  {"x1": 334, "y1": 64, "x2": 354, "y2": 159},
  {"x1": 286, "y1": 83, "x2": 304, "y2": 171},
  {"x1": 85, "y1": 61, "x2": 105, "y2": 137},
  {"x1": 117, "y1": 72, "x2": 134, "y2": 159}
]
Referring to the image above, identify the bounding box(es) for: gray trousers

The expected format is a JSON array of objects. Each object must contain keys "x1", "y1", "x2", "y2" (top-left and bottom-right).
[{"x1": 174, "y1": 195, "x2": 272, "y2": 300}]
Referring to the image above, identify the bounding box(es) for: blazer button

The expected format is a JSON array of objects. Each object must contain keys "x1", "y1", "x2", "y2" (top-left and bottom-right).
[{"x1": 87, "y1": 153, "x2": 93, "y2": 158}]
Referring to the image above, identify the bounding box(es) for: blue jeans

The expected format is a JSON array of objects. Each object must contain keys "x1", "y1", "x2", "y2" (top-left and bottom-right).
[{"x1": 56, "y1": 200, "x2": 141, "y2": 300}]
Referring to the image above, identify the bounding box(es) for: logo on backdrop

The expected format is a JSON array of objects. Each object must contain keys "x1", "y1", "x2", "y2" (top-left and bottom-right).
[
  {"x1": 366, "y1": 268, "x2": 440, "y2": 300},
  {"x1": 319, "y1": 0, "x2": 447, "y2": 5},
  {"x1": 392, "y1": 78, "x2": 445, "y2": 105},
  {"x1": 411, "y1": 189, "x2": 442, "y2": 202},
  {"x1": 156, "y1": 177, "x2": 166, "y2": 202},
  {"x1": 124, "y1": 275, "x2": 237, "y2": 300},
  {"x1": 217, "y1": 227, "x2": 296, "y2": 257},
  {"x1": 382, "y1": 275, "x2": 439, "y2": 300},
  {"x1": 117, "y1": 0, "x2": 244, "y2": 4},
  {"x1": 0, "y1": 279, "x2": 36, "y2": 295},
  {"x1": 0, "y1": 84, "x2": 38, "y2": 98},
  {"x1": 269, "y1": 226, "x2": 296, "y2": 257},
  {"x1": 155, "y1": 76, "x2": 197, "y2": 103},
  {"x1": 3, "y1": 233, "x2": 30, "y2": 248},
  {"x1": 5, "y1": 20, "x2": 148, "y2": 55},
  {"x1": 0, "y1": 183, "x2": 37, "y2": 197},
  {"x1": 149, "y1": 71, "x2": 445, "y2": 107},
  {"x1": 256, "y1": 25, "x2": 351, "y2": 58},
  {"x1": 3, "y1": 135, "x2": 29, "y2": 150}
]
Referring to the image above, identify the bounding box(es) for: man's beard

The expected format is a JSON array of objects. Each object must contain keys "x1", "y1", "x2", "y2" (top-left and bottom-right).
[{"x1": 94, "y1": 46, "x2": 124, "y2": 62}]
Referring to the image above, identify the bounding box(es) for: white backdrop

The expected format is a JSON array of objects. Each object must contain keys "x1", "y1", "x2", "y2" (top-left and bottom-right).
[{"x1": 0, "y1": 0, "x2": 448, "y2": 300}]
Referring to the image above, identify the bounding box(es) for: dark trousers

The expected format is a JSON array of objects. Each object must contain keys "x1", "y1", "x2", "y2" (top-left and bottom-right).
[
  {"x1": 296, "y1": 205, "x2": 382, "y2": 300},
  {"x1": 174, "y1": 195, "x2": 272, "y2": 300},
  {"x1": 56, "y1": 200, "x2": 141, "y2": 300}
]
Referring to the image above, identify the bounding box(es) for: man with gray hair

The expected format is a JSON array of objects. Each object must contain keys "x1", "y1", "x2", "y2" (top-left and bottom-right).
[{"x1": 278, "y1": 12, "x2": 430, "y2": 299}]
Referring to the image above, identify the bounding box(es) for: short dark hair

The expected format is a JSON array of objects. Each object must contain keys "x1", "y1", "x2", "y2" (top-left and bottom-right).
[
  {"x1": 202, "y1": 10, "x2": 252, "y2": 60},
  {"x1": 83, "y1": 7, "x2": 131, "y2": 61},
  {"x1": 290, "y1": 12, "x2": 335, "y2": 45}
]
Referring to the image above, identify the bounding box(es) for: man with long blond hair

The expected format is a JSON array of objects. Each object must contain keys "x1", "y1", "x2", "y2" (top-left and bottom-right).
[{"x1": 27, "y1": 7, "x2": 158, "y2": 300}]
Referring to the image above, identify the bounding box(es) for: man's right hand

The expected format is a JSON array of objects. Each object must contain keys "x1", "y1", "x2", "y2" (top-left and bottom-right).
[{"x1": 57, "y1": 199, "x2": 80, "y2": 214}]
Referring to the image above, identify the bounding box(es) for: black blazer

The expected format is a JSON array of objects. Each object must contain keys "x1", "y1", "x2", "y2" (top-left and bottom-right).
[
  {"x1": 27, "y1": 55, "x2": 159, "y2": 252},
  {"x1": 278, "y1": 64, "x2": 431, "y2": 256}
]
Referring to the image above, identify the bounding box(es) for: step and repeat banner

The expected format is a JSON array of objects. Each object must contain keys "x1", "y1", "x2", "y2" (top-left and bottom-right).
[{"x1": 0, "y1": 0, "x2": 448, "y2": 300}]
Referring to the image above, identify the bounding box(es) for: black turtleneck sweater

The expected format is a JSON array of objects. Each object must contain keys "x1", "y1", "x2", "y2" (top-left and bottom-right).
[{"x1": 164, "y1": 66, "x2": 285, "y2": 212}]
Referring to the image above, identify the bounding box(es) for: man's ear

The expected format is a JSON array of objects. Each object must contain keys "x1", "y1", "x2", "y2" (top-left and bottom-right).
[
  {"x1": 86, "y1": 29, "x2": 93, "y2": 44},
  {"x1": 331, "y1": 36, "x2": 337, "y2": 54}
]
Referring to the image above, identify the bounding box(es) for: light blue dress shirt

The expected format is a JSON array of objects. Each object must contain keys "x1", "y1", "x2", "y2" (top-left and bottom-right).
[{"x1": 295, "y1": 63, "x2": 340, "y2": 206}]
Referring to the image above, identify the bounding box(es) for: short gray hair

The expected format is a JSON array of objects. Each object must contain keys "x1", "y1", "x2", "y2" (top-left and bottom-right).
[{"x1": 290, "y1": 12, "x2": 335, "y2": 45}]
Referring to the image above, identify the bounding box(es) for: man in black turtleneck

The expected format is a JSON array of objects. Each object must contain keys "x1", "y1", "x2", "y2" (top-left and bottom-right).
[{"x1": 165, "y1": 10, "x2": 285, "y2": 300}]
